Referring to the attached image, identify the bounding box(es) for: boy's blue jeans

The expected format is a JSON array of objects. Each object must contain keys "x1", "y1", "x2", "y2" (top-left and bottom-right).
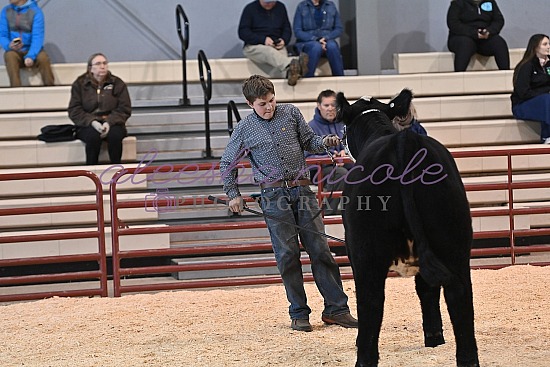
[{"x1": 259, "y1": 185, "x2": 350, "y2": 320}]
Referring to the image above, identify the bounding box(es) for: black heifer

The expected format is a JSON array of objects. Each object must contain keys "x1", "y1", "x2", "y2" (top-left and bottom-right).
[{"x1": 337, "y1": 90, "x2": 479, "y2": 367}]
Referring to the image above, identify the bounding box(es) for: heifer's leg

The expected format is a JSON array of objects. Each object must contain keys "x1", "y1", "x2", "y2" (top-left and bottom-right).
[
  {"x1": 442, "y1": 269, "x2": 479, "y2": 367},
  {"x1": 350, "y1": 245, "x2": 391, "y2": 367},
  {"x1": 415, "y1": 274, "x2": 445, "y2": 347}
]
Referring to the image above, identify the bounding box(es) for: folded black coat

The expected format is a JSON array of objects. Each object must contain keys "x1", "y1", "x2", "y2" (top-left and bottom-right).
[{"x1": 37, "y1": 124, "x2": 77, "y2": 142}]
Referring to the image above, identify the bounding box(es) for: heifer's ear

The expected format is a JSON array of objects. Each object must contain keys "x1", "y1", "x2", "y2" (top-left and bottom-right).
[
  {"x1": 387, "y1": 88, "x2": 413, "y2": 120},
  {"x1": 336, "y1": 92, "x2": 352, "y2": 124}
]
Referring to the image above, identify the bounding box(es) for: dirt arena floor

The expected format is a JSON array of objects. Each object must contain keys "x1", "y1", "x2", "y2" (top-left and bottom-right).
[{"x1": 1, "y1": 265, "x2": 549, "y2": 367}]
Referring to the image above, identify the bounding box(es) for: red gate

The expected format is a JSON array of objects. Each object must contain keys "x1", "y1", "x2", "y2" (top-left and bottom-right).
[{"x1": 0, "y1": 170, "x2": 108, "y2": 302}]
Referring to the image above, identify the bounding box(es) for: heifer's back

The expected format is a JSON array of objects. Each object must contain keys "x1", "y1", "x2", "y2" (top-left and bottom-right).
[{"x1": 343, "y1": 129, "x2": 479, "y2": 366}]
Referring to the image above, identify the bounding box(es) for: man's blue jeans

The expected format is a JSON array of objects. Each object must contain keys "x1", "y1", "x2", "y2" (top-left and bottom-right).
[
  {"x1": 259, "y1": 185, "x2": 350, "y2": 320},
  {"x1": 296, "y1": 40, "x2": 344, "y2": 77}
]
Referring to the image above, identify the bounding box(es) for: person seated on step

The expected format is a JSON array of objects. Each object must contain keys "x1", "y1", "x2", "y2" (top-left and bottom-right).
[
  {"x1": 511, "y1": 34, "x2": 550, "y2": 144},
  {"x1": 0, "y1": 0, "x2": 54, "y2": 87},
  {"x1": 238, "y1": 0, "x2": 308, "y2": 86},
  {"x1": 68, "y1": 53, "x2": 131, "y2": 165},
  {"x1": 446, "y1": 0, "x2": 510, "y2": 72},
  {"x1": 293, "y1": 0, "x2": 345, "y2": 78},
  {"x1": 391, "y1": 101, "x2": 428, "y2": 136},
  {"x1": 305, "y1": 89, "x2": 351, "y2": 215}
]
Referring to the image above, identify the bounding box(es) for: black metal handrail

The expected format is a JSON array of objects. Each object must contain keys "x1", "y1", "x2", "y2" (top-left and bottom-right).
[
  {"x1": 198, "y1": 49, "x2": 212, "y2": 158},
  {"x1": 227, "y1": 100, "x2": 242, "y2": 137},
  {"x1": 176, "y1": 4, "x2": 190, "y2": 106}
]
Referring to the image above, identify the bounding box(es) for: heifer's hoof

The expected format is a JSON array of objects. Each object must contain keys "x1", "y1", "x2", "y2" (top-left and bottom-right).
[
  {"x1": 424, "y1": 331, "x2": 445, "y2": 347},
  {"x1": 457, "y1": 361, "x2": 480, "y2": 367}
]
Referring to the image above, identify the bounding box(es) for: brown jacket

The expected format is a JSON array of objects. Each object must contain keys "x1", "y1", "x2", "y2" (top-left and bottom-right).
[{"x1": 68, "y1": 72, "x2": 131, "y2": 127}]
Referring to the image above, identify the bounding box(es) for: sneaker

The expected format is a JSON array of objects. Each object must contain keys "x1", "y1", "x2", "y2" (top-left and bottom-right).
[
  {"x1": 291, "y1": 318, "x2": 313, "y2": 332},
  {"x1": 543, "y1": 137, "x2": 550, "y2": 145},
  {"x1": 298, "y1": 52, "x2": 309, "y2": 77},
  {"x1": 321, "y1": 312, "x2": 358, "y2": 328}
]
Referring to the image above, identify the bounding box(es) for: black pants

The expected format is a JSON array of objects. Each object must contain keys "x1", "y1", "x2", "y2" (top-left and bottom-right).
[
  {"x1": 448, "y1": 35, "x2": 510, "y2": 72},
  {"x1": 76, "y1": 124, "x2": 127, "y2": 165}
]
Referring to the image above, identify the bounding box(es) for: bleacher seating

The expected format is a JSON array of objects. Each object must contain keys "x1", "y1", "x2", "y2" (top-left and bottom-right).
[
  {"x1": 0, "y1": 58, "x2": 332, "y2": 87},
  {"x1": 1, "y1": 56, "x2": 549, "y2": 270},
  {"x1": 0, "y1": 137, "x2": 136, "y2": 168},
  {"x1": 394, "y1": 48, "x2": 524, "y2": 74}
]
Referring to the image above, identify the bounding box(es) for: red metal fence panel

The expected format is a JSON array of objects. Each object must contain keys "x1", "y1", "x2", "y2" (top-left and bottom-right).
[{"x1": 0, "y1": 170, "x2": 108, "y2": 302}]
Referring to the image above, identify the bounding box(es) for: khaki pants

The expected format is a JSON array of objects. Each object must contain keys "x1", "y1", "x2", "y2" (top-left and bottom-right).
[
  {"x1": 4, "y1": 49, "x2": 55, "y2": 87},
  {"x1": 243, "y1": 44, "x2": 293, "y2": 76}
]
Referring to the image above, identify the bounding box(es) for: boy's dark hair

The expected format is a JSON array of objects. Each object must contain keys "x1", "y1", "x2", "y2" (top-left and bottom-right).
[
  {"x1": 242, "y1": 75, "x2": 275, "y2": 104},
  {"x1": 316, "y1": 89, "x2": 336, "y2": 104}
]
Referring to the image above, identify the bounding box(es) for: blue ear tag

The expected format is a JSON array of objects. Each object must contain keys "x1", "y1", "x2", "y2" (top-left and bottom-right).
[{"x1": 480, "y1": 2, "x2": 493, "y2": 11}]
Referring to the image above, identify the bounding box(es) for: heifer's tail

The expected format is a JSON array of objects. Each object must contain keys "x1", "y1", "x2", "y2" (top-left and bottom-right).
[{"x1": 396, "y1": 131, "x2": 453, "y2": 287}]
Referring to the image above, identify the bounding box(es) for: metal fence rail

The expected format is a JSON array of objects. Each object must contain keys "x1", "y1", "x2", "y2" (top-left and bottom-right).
[
  {"x1": 0, "y1": 170, "x2": 108, "y2": 302},
  {"x1": 2, "y1": 147, "x2": 550, "y2": 301}
]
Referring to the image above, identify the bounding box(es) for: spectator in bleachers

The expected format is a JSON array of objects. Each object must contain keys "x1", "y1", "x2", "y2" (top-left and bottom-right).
[
  {"x1": 446, "y1": 0, "x2": 510, "y2": 72},
  {"x1": 220, "y1": 75, "x2": 357, "y2": 332},
  {"x1": 0, "y1": 0, "x2": 54, "y2": 87},
  {"x1": 68, "y1": 53, "x2": 131, "y2": 165},
  {"x1": 391, "y1": 102, "x2": 428, "y2": 136},
  {"x1": 511, "y1": 34, "x2": 550, "y2": 144},
  {"x1": 293, "y1": 0, "x2": 344, "y2": 77},
  {"x1": 238, "y1": 0, "x2": 308, "y2": 86},
  {"x1": 305, "y1": 89, "x2": 350, "y2": 215}
]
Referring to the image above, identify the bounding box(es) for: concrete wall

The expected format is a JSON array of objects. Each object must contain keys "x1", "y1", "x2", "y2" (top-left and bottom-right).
[{"x1": 0, "y1": 0, "x2": 548, "y2": 74}]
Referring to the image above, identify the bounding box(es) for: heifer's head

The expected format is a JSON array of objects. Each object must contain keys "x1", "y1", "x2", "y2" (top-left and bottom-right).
[
  {"x1": 336, "y1": 88, "x2": 413, "y2": 125},
  {"x1": 336, "y1": 89, "x2": 414, "y2": 161}
]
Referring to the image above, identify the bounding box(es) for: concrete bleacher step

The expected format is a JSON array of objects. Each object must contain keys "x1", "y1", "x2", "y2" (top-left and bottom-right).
[
  {"x1": 0, "y1": 225, "x2": 170, "y2": 259},
  {"x1": 450, "y1": 144, "x2": 550, "y2": 174},
  {"x1": 0, "y1": 70, "x2": 514, "y2": 113},
  {"x1": 394, "y1": 48, "x2": 524, "y2": 74},
  {"x1": 0, "y1": 164, "x2": 148, "y2": 198},
  {"x1": 463, "y1": 172, "x2": 550, "y2": 206},
  {"x1": 0, "y1": 137, "x2": 136, "y2": 168},
  {"x1": 0, "y1": 105, "x2": 251, "y2": 140},
  {"x1": 136, "y1": 133, "x2": 229, "y2": 161},
  {"x1": 171, "y1": 252, "x2": 312, "y2": 280},
  {"x1": 0, "y1": 58, "x2": 333, "y2": 88},
  {"x1": 0, "y1": 192, "x2": 158, "y2": 230},
  {"x1": 521, "y1": 202, "x2": 550, "y2": 228},
  {"x1": 471, "y1": 205, "x2": 530, "y2": 232},
  {"x1": 426, "y1": 119, "x2": 540, "y2": 147}
]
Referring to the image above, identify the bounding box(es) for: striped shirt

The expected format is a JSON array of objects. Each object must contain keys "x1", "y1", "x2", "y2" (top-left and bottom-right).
[{"x1": 220, "y1": 103, "x2": 326, "y2": 199}]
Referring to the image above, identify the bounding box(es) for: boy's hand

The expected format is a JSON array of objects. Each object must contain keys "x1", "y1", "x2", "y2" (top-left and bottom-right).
[
  {"x1": 323, "y1": 134, "x2": 340, "y2": 147},
  {"x1": 228, "y1": 196, "x2": 244, "y2": 213}
]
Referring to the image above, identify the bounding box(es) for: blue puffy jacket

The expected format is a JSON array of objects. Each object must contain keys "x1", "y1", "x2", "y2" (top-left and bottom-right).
[{"x1": 0, "y1": 0, "x2": 45, "y2": 61}]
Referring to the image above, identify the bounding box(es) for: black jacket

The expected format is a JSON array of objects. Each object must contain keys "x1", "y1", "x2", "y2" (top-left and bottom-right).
[
  {"x1": 238, "y1": 0, "x2": 292, "y2": 46},
  {"x1": 447, "y1": 0, "x2": 505, "y2": 40},
  {"x1": 511, "y1": 57, "x2": 550, "y2": 106}
]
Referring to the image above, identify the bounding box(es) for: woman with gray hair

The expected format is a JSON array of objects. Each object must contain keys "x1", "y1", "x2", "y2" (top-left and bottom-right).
[{"x1": 68, "y1": 53, "x2": 131, "y2": 165}]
